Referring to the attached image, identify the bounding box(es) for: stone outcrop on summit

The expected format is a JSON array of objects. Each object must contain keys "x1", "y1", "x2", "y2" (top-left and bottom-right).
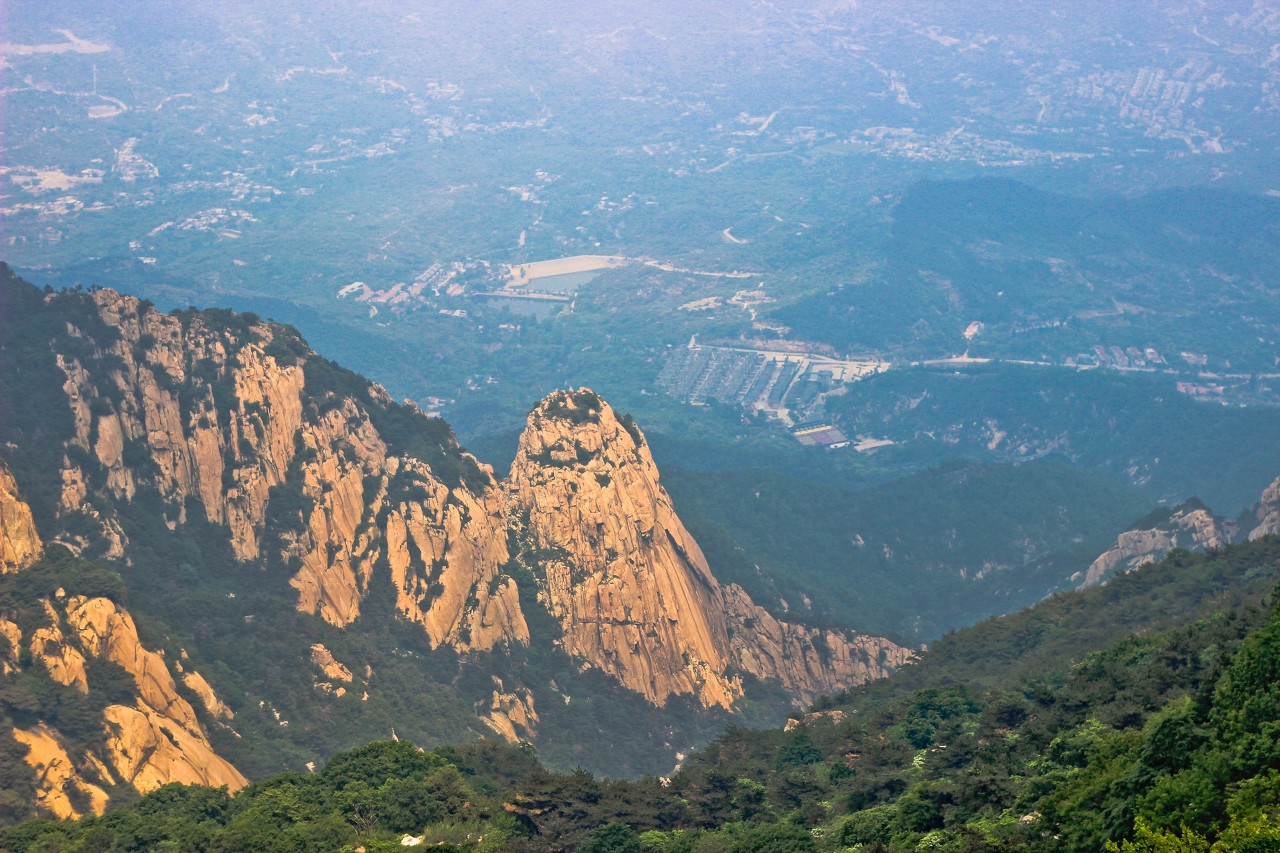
[
  {"x1": 508, "y1": 390, "x2": 913, "y2": 708},
  {"x1": 1077, "y1": 503, "x2": 1228, "y2": 589}
]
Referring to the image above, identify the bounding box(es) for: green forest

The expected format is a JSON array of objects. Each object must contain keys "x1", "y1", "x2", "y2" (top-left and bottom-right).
[
  {"x1": 665, "y1": 458, "x2": 1151, "y2": 640},
  {"x1": 8, "y1": 537, "x2": 1280, "y2": 852}
]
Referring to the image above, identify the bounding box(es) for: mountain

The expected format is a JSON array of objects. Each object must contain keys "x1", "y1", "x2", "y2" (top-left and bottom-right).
[
  {"x1": 0, "y1": 267, "x2": 909, "y2": 819},
  {"x1": 1070, "y1": 472, "x2": 1280, "y2": 592},
  {"x1": 9, "y1": 533, "x2": 1280, "y2": 851}
]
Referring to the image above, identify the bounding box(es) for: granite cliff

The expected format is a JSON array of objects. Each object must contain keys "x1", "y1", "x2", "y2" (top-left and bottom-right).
[
  {"x1": 45, "y1": 288, "x2": 525, "y2": 651},
  {"x1": 1076, "y1": 502, "x2": 1229, "y2": 589},
  {"x1": 0, "y1": 277, "x2": 908, "y2": 814},
  {"x1": 0, "y1": 464, "x2": 41, "y2": 574},
  {"x1": 508, "y1": 390, "x2": 913, "y2": 708}
]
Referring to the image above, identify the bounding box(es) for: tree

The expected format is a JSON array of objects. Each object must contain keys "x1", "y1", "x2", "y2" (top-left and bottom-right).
[{"x1": 582, "y1": 822, "x2": 643, "y2": 853}]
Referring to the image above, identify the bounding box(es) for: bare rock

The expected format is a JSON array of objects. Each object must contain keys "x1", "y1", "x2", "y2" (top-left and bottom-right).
[
  {"x1": 102, "y1": 701, "x2": 247, "y2": 793},
  {"x1": 508, "y1": 389, "x2": 912, "y2": 709},
  {"x1": 310, "y1": 643, "x2": 354, "y2": 683},
  {"x1": 1250, "y1": 476, "x2": 1280, "y2": 541},
  {"x1": 11, "y1": 725, "x2": 109, "y2": 819},
  {"x1": 477, "y1": 677, "x2": 539, "y2": 743},
  {"x1": 0, "y1": 461, "x2": 42, "y2": 573},
  {"x1": 1079, "y1": 506, "x2": 1228, "y2": 589}
]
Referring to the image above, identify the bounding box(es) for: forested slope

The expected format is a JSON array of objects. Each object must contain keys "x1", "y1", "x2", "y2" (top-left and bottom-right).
[{"x1": 10, "y1": 537, "x2": 1280, "y2": 851}]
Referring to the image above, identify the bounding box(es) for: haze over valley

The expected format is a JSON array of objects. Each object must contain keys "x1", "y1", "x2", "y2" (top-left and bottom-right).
[{"x1": 3, "y1": 2, "x2": 1280, "y2": 850}]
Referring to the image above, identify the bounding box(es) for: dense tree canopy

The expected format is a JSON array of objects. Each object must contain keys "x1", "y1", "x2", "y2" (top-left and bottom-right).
[{"x1": 6, "y1": 538, "x2": 1280, "y2": 851}]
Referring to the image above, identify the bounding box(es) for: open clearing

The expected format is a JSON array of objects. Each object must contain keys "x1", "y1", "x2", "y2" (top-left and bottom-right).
[
  {"x1": 8, "y1": 169, "x2": 102, "y2": 193},
  {"x1": 506, "y1": 254, "x2": 627, "y2": 286}
]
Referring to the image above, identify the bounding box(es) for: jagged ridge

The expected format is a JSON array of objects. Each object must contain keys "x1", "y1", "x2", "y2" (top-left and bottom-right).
[{"x1": 0, "y1": 280, "x2": 911, "y2": 807}]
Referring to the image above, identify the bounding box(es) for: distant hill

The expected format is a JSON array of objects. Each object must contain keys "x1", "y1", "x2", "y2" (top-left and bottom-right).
[
  {"x1": 825, "y1": 363, "x2": 1280, "y2": 512},
  {"x1": 775, "y1": 180, "x2": 1280, "y2": 376},
  {"x1": 666, "y1": 459, "x2": 1151, "y2": 640}
]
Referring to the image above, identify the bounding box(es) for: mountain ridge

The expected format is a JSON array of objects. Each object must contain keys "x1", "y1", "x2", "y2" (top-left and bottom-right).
[{"x1": 0, "y1": 269, "x2": 908, "y2": 816}]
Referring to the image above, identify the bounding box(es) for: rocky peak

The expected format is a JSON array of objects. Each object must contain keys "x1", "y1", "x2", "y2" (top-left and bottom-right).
[
  {"x1": 1078, "y1": 502, "x2": 1229, "y2": 589},
  {"x1": 509, "y1": 389, "x2": 741, "y2": 708},
  {"x1": 508, "y1": 389, "x2": 913, "y2": 709}
]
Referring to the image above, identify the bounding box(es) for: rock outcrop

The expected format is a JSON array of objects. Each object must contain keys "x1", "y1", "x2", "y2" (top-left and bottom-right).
[
  {"x1": 0, "y1": 618, "x2": 20, "y2": 675},
  {"x1": 1078, "y1": 504, "x2": 1228, "y2": 589},
  {"x1": 26, "y1": 593, "x2": 247, "y2": 795},
  {"x1": 0, "y1": 461, "x2": 42, "y2": 572},
  {"x1": 11, "y1": 725, "x2": 109, "y2": 820},
  {"x1": 181, "y1": 669, "x2": 235, "y2": 721},
  {"x1": 1249, "y1": 475, "x2": 1280, "y2": 541},
  {"x1": 30, "y1": 599, "x2": 89, "y2": 693},
  {"x1": 48, "y1": 288, "x2": 527, "y2": 653},
  {"x1": 310, "y1": 643, "x2": 354, "y2": 683},
  {"x1": 66, "y1": 596, "x2": 205, "y2": 735},
  {"x1": 720, "y1": 585, "x2": 913, "y2": 706},
  {"x1": 508, "y1": 390, "x2": 913, "y2": 708},
  {"x1": 477, "y1": 677, "x2": 539, "y2": 743},
  {"x1": 102, "y1": 701, "x2": 245, "y2": 792}
]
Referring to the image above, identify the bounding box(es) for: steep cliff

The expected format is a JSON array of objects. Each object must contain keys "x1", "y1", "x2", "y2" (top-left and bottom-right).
[
  {"x1": 11, "y1": 725, "x2": 109, "y2": 820},
  {"x1": 39, "y1": 288, "x2": 526, "y2": 651},
  {"x1": 0, "y1": 277, "x2": 915, "y2": 798},
  {"x1": 508, "y1": 390, "x2": 912, "y2": 708},
  {"x1": 46, "y1": 593, "x2": 246, "y2": 793},
  {"x1": 1077, "y1": 502, "x2": 1228, "y2": 589},
  {"x1": 0, "y1": 462, "x2": 41, "y2": 573}
]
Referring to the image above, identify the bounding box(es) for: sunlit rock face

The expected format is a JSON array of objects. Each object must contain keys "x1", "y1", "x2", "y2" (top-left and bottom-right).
[
  {"x1": 0, "y1": 461, "x2": 42, "y2": 573},
  {"x1": 48, "y1": 288, "x2": 528, "y2": 652},
  {"x1": 508, "y1": 389, "x2": 913, "y2": 709},
  {"x1": 1079, "y1": 506, "x2": 1228, "y2": 589}
]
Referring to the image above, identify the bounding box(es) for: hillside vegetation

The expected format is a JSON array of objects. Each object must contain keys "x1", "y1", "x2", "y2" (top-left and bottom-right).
[
  {"x1": 666, "y1": 459, "x2": 1150, "y2": 640},
  {"x1": 9, "y1": 537, "x2": 1280, "y2": 851}
]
